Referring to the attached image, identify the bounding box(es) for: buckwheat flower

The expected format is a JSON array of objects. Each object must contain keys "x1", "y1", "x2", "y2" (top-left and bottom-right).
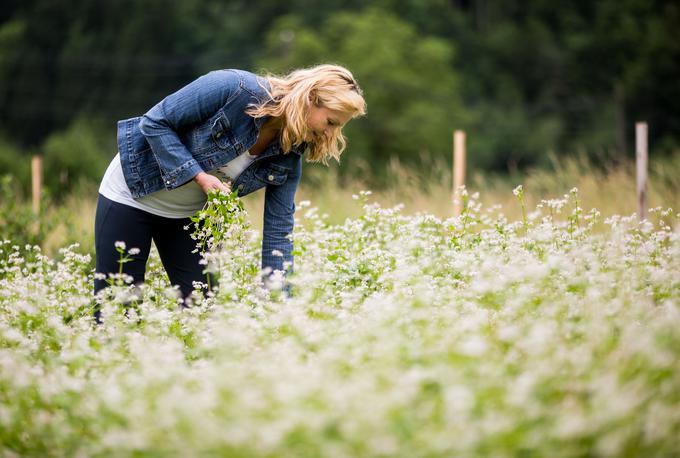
[
  {"x1": 528, "y1": 210, "x2": 542, "y2": 221},
  {"x1": 512, "y1": 185, "x2": 523, "y2": 196},
  {"x1": 457, "y1": 336, "x2": 487, "y2": 357},
  {"x1": 546, "y1": 198, "x2": 566, "y2": 212},
  {"x1": 265, "y1": 270, "x2": 285, "y2": 290},
  {"x1": 114, "y1": 241, "x2": 126, "y2": 250},
  {"x1": 271, "y1": 249, "x2": 283, "y2": 257},
  {"x1": 128, "y1": 248, "x2": 141, "y2": 255}
]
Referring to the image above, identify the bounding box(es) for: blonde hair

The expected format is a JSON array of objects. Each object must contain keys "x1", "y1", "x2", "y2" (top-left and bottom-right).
[{"x1": 247, "y1": 64, "x2": 366, "y2": 164}]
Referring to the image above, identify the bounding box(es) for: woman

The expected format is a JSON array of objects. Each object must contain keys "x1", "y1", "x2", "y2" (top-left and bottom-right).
[{"x1": 94, "y1": 64, "x2": 366, "y2": 302}]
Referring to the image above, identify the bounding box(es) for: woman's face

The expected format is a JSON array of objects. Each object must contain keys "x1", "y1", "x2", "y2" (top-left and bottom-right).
[{"x1": 306, "y1": 102, "x2": 352, "y2": 142}]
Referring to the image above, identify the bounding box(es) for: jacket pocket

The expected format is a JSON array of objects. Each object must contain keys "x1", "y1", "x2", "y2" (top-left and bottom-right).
[
  {"x1": 210, "y1": 111, "x2": 236, "y2": 150},
  {"x1": 254, "y1": 162, "x2": 289, "y2": 185}
]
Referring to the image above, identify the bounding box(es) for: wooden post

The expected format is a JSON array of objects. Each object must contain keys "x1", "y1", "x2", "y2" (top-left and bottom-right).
[
  {"x1": 31, "y1": 155, "x2": 42, "y2": 214},
  {"x1": 635, "y1": 122, "x2": 648, "y2": 221},
  {"x1": 452, "y1": 130, "x2": 466, "y2": 216}
]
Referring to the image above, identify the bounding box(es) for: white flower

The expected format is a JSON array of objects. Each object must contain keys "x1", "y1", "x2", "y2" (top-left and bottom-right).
[
  {"x1": 513, "y1": 184, "x2": 523, "y2": 196},
  {"x1": 114, "y1": 241, "x2": 126, "y2": 250}
]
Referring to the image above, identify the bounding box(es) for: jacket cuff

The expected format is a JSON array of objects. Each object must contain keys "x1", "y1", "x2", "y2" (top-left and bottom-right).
[{"x1": 161, "y1": 160, "x2": 204, "y2": 190}]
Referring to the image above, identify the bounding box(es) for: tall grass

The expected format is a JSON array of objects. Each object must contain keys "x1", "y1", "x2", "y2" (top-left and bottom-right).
[
  {"x1": 30, "y1": 152, "x2": 680, "y2": 257},
  {"x1": 241, "y1": 153, "x2": 680, "y2": 230}
]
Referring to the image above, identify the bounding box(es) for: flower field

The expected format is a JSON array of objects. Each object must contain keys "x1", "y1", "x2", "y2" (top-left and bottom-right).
[{"x1": 1, "y1": 189, "x2": 679, "y2": 457}]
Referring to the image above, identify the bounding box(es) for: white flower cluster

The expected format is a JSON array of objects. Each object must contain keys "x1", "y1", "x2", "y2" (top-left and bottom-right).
[{"x1": 0, "y1": 191, "x2": 679, "y2": 456}]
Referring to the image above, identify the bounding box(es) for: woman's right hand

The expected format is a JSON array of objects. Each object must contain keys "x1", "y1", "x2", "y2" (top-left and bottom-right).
[{"x1": 193, "y1": 171, "x2": 230, "y2": 194}]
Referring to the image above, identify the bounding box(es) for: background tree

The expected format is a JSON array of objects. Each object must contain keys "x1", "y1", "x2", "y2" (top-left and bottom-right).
[
  {"x1": 257, "y1": 8, "x2": 468, "y2": 178},
  {"x1": 0, "y1": 0, "x2": 678, "y2": 194}
]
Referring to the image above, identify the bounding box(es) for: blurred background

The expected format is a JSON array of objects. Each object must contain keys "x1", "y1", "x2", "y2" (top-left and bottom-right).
[{"x1": 1, "y1": 0, "x2": 679, "y2": 257}]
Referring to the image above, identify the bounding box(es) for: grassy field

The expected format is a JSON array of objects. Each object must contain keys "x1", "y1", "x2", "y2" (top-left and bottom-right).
[
  {"x1": 37, "y1": 153, "x2": 680, "y2": 259},
  {"x1": 1, "y1": 172, "x2": 678, "y2": 456}
]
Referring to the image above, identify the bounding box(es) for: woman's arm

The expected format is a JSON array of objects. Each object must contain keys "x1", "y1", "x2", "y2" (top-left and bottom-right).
[
  {"x1": 261, "y1": 158, "x2": 302, "y2": 274},
  {"x1": 138, "y1": 70, "x2": 240, "y2": 190}
]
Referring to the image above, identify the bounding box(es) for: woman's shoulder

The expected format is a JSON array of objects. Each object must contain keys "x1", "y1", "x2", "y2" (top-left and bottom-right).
[
  {"x1": 225, "y1": 69, "x2": 271, "y2": 98},
  {"x1": 191, "y1": 69, "x2": 270, "y2": 109}
]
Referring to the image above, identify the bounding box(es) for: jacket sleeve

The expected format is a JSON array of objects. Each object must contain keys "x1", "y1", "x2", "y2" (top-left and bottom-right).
[
  {"x1": 261, "y1": 157, "x2": 302, "y2": 274},
  {"x1": 138, "y1": 70, "x2": 240, "y2": 190}
]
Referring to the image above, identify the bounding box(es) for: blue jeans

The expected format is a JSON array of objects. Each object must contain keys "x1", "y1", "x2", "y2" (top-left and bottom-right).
[{"x1": 94, "y1": 194, "x2": 211, "y2": 302}]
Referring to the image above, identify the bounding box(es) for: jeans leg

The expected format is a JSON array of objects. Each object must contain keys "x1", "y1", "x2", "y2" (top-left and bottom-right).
[
  {"x1": 151, "y1": 215, "x2": 214, "y2": 303},
  {"x1": 94, "y1": 194, "x2": 153, "y2": 295}
]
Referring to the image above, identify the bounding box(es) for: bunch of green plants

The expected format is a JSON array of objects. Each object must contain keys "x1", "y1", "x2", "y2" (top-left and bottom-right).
[{"x1": 190, "y1": 188, "x2": 261, "y2": 300}]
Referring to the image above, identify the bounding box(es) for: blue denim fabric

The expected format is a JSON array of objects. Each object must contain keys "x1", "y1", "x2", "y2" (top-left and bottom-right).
[{"x1": 116, "y1": 69, "x2": 304, "y2": 273}]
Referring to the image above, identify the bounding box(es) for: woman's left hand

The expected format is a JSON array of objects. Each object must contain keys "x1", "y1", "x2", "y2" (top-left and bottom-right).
[{"x1": 193, "y1": 171, "x2": 230, "y2": 194}]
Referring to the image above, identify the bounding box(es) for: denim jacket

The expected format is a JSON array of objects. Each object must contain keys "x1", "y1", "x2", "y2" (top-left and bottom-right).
[{"x1": 117, "y1": 69, "x2": 304, "y2": 273}]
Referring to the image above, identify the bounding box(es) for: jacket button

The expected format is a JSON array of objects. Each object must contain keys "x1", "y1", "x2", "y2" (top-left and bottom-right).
[
  {"x1": 268, "y1": 174, "x2": 275, "y2": 181},
  {"x1": 166, "y1": 180, "x2": 171, "y2": 184}
]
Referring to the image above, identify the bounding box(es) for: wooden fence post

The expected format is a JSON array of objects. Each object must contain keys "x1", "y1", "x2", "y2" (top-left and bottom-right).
[
  {"x1": 635, "y1": 122, "x2": 648, "y2": 221},
  {"x1": 452, "y1": 130, "x2": 466, "y2": 216},
  {"x1": 31, "y1": 155, "x2": 42, "y2": 214}
]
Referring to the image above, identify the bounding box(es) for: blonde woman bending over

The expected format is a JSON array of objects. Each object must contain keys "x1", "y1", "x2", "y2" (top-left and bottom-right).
[{"x1": 95, "y1": 64, "x2": 366, "y2": 304}]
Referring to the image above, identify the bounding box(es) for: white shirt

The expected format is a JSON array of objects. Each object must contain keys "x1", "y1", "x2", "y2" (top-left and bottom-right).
[{"x1": 99, "y1": 151, "x2": 256, "y2": 218}]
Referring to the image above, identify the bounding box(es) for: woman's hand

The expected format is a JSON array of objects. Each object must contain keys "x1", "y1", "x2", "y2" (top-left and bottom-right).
[{"x1": 193, "y1": 171, "x2": 230, "y2": 194}]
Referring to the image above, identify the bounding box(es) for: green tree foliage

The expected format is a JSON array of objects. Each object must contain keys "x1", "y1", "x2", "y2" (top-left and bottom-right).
[
  {"x1": 0, "y1": 0, "x2": 209, "y2": 146},
  {"x1": 0, "y1": 0, "x2": 678, "y2": 182},
  {"x1": 446, "y1": 0, "x2": 680, "y2": 167},
  {"x1": 41, "y1": 117, "x2": 114, "y2": 198},
  {"x1": 258, "y1": 8, "x2": 468, "y2": 177}
]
